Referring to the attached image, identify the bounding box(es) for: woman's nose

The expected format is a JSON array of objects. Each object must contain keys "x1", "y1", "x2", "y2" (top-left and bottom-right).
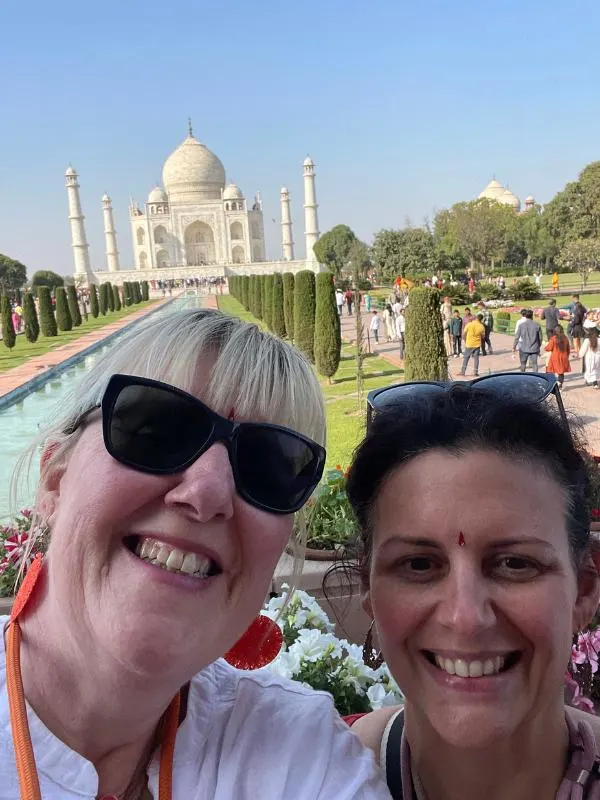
[
  {"x1": 163, "y1": 443, "x2": 235, "y2": 521},
  {"x1": 435, "y1": 566, "x2": 497, "y2": 635}
]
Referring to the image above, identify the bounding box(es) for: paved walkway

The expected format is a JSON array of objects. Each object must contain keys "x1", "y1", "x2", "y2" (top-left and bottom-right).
[
  {"x1": 0, "y1": 298, "x2": 172, "y2": 400},
  {"x1": 339, "y1": 309, "x2": 600, "y2": 453}
]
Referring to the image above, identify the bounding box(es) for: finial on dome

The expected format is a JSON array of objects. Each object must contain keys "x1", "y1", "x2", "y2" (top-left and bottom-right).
[{"x1": 188, "y1": 117, "x2": 193, "y2": 137}]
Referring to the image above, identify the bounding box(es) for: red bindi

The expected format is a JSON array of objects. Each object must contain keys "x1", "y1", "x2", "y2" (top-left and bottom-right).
[{"x1": 458, "y1": 531, "x2": 465, "y2": 547}]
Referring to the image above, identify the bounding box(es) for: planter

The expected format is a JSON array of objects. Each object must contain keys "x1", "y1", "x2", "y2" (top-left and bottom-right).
[{"x1": 286, "y1": 544, "x2": 347, "y2": 561}]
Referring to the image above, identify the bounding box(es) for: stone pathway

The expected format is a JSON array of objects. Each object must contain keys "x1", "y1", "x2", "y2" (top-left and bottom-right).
[
  {"x1": 339, "y1": 309, "x2": 600, "y2": 454},
  {"x1": 0, "y1": 298, "x2": 172, "y2": 400}
]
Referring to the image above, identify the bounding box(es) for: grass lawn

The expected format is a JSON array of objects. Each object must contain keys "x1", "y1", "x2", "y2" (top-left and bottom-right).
[
  {"x1": 0, "y1": 301, "x2": 156, "y2": 372},
  {"x1": 217, "y1": 295, "x2": 403, "y2": 469}
]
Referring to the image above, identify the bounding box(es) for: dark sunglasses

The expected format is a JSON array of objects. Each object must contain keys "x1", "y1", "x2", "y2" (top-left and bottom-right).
[
  {"x1": 71, "y1": 374, "x2": 326, "y2": 515},
  {"x1": 367, "y1": 372, "x2": 568, "y2": 427}
]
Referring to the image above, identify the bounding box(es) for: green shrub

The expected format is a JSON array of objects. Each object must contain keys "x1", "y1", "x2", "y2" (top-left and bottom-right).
[
  {"x1": 31, "y1": 270, "x2": 64, "y2": 291},
  {"x1": 66, "y1": 285, "x2": 82, "y2": 326},
  {"x1": 314, "y1": 272, "x2": 341, "y2": 379},
  {"x1": 272, "y1": 273, "x2": 286, "y2": 337},
  {"x1": 89, "y1": 284, "x2": 99, "y2": 318},
  {"x1": 495, "y1": 310, "x2": 511, "y2": 334},
  {"x1": 122, "y1": 282, "x2": 133, "y2": 306},
  {"x1": 135, "y1": 282, "x2": 143, "y2": 303},
  {"x1": 242, "y1": 276, "x2": 250, "y2": 310},
  {"x1": 283, "y1": 272, "x2": 295, "y2": 341},
  {"x1": 98, "y1": 284, "x2": 108, "y2": 315},
  {"x1": 141, "y1": 281, "x2": 149, "y2": 301},
  {"x1": 404, "y1": 287, "x2": 448, "y2": 381},
  {"x1": 112, "y1": 284, "x2": 122, "y2": 311},
  {"x1": 477, "y1": 281, "x2": 506, "y2": 301},
  {"x1": 38, "y1": 286, "x2": 58, "y2": 336},
  {"x1": 446, "y1": 283, "x2": 470, "y2": 305},
  {"x1": 255, "y1": 276, "x2": 263, "y2": 320},
  {"x1": 55, "y1": 286, "x2": 72, "y2": 331},
  {"x1": 294, "y1": 270, "x2": 316, "y2": 362},
  {"x1": 22, "y1": 292, "x2": 39, "y2": 342},
  {"x1": 106, "y1": 282, "x2": 115, "y2": 311},
  {"x1": 1, "y1": 295, "x2": 16, "y2": 349},
  {"x1": 509, "y1": 279, "x2": 541, "y2": 300},
  {"x1": 263, "y1": 275, "x2": 274, "y2": 330}
]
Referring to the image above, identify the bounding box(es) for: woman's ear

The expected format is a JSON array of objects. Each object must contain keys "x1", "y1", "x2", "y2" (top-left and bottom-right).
[
  {"x1": 36, "y1": 443, "x2": 66, "y2": 524},
  {"x1": 573, "y1": 544, "x2": 600, "y2": 632}
]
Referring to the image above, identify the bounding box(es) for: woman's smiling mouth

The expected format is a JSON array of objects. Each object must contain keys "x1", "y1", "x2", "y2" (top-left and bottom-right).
[
  {"x1": 423, "y1": 650, "x2": 522, "y2": 678},
  {"x1": 124, "y1": 534, "x2": 223, "y2": 580}
]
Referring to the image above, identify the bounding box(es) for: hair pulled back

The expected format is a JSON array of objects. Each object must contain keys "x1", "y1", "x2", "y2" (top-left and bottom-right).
[{"x1": 347, "y1": 385, "x2": 592, "y2": 582}]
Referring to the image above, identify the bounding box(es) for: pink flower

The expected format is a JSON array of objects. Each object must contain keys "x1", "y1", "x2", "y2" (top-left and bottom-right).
[
  {"x1": 572, "y1": 630, "x2": 600, "y2": 675},
  {"x1": 19, "y1": 509, "x2": 32, "y2": 520},
  {"x1": 3, "y1": 530, "x2": 31, "y2": 566},
  {"x1": 565, "y1": 671, "x2": 596, "y2": 714}
]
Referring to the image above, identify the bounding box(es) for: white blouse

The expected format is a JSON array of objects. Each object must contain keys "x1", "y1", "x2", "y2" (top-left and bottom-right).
[{"x1": 0, "y1": 617, "x2": 390, "y2": 799}]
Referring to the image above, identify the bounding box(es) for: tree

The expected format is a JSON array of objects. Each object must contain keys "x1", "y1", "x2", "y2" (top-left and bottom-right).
[
  {"x1": 404, "y1": 287, "x2": 448, "y2": 381},
  {"x1": 313, "y1": 225, "x2": 358, "y2": 276},
  {"x1": 55, "y1": 286, "x2": 73, "y2": 331},
  {"x1": 141, "y1": 281, "x2": 149, "y2": 301},
  {"x1": 293, "y1": 270, "x2": 316, "y2": 362},
  {"x1": 66, "y1": 284, "x2": 82, "y2": 326},
  {"x1": 98, "y1": 284, "x2": 108, "y2": 315},
  {"x1": 263, "y1": 275, "x2": 274, "y2": 330},
  {"x1": 543, "y1": 162, "x2": 600, "y2": 249},
  {"x1": 1, "y1": 295, "x2": 16, "y2": 350},
  {"x1": 372, "y1": 227, "x2": 436, "y2": 280},
  {"x1": 518, "y1": 206, "x2": 557, "y2": 271},
  {"x1": 271, "y1": 273, "x2": 286, "y2": 337},
  {"x1": 112, "y1": 283, "x2": 122, "y2": 311},
  {"x1": 242, "y1": 276, "x2": 250, "y2": 310},
  {"x1": 255, "y1": 276, "x2": 263, "y2": 320},
  {"x1": 89, "y1": 284, "x2": 99, "y2": 318},
  {"x1": 38, "y1": 286, "x2": 58, "y2": 337},
  {"x1": 314, "y1": 272, "x2": 341, "y2": 381},
  {"x1": 0, "y1": 254, "x2": 27, "y2": 293},
  {"x1": 22, "y1": 292, "x2": 39, "y2": 342},
  {"x1": 31, "y1": 270, "x2": 64, "y2": 292},
  {"x1": 556, "y1": 238, "x2": 600, "y2": 289},
  {"x1": 283, "y1": 273, "x2": 295, "y2": 341},
  {"x1": 106, "y1": 281, "x2": 115, "y2": 311}
]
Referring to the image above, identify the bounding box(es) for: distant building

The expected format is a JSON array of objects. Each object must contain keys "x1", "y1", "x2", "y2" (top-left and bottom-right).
[{"x1": 478, "y1": 178, "x2": 535, "y2": 214}]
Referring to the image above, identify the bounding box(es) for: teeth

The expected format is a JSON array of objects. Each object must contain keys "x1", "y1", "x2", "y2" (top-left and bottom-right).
[
  {"x1": 132, "y1": 536, "x2": 217, "y2": 579},
  {"x1": 434, "y1": 654, "x2": 507, "y2": 678}
]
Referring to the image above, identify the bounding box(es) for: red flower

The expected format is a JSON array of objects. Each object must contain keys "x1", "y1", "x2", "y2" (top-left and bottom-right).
[{"x1": 592, "y1": 508, "x2": 600, "y2": 520}]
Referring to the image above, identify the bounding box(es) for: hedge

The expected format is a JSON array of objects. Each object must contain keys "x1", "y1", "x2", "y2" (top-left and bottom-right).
[
  {"x1": 314, "y1": 272, "x2": 341, "y2": 379},
  {"x1": 22, "y1": 292, "x2": 39, "y2": 343},
  {"x1": 283, "y1": 273, "x2": 295, "y2": 342},
  {"x1": 89, "y1": 284, "x2": 99, "y2": 318},
  {"x1": 271, "y1": 273, "x2": 286, "y2": 337},
  {"x1": 66, "y1": 284, "x2": 82, "y2": 326},
  {"x1": 294, "y1": 270, "x2": 316, "y2": 362},
  {"x1": 404, "y1": 287, "x2": 448, "y2": 381},
  {"x1": 38, "y1": 286, "x2": 58, "y2": 336},
  {"x1": 1, "y1": 295, "x2": 16, "y2": 349},
  {"x1": 55, "y1": 286, "x2": 73, "y2": 331}
]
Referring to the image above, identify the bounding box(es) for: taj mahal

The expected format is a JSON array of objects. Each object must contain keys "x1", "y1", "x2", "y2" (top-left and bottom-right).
[{"x1": 64, "y1": 122, "x2": 324, "y2": 285}]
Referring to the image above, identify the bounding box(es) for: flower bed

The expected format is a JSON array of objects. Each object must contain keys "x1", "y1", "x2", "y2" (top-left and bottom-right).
[{"x1": 0, "y1": 509, "x2": 35, "y2": 598}]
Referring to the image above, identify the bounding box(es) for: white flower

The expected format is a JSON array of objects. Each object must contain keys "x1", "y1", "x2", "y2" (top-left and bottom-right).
[
  {"x1": 367, "y1": 684, "x2": 400, "y2": 710},
  {"x1": 267, "y1": 650, "x2": 301, "y2": 680},
  {"x1": 290, "y1": 629, "x2": 342, "y2": 662}
]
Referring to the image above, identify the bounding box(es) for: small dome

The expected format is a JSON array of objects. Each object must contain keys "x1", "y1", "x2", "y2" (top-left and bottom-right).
[
  {"x1": 162, "y1": 134, "x2": 226, "y2": 202},
  {"x1": 65, "y1": 165, "x2": 77, "y2": 176},
  {"x1": 148, "y1": 185, "x2": 168, "y2": 203},
  {"x1": 223, "y1": 183, "x2": 243, "y2": 201},
  {"x1": 499, "y1": 189, "x2": 521, "y2": 210},
  {"x1": 280, "y1": 186, "x2": 289, "y2": 195},
  {"x1": 525, "y1": 195, "x2": 535, "y2": 204},
  {"x1": 478, "y1": 178, "x2": 506, "y2": 200},
  {"x1": 303, "y1": 156, "x2": 314, "y2": 167},
  {"x1": 102, "y1": 193, "x2": 111, "y2": 203}
]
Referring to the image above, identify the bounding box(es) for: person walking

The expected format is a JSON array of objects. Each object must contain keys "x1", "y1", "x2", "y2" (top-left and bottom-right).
[
  {"x1": 364, "y1": 292, "x2": 372, "y2": 312},
  {"x1": 344, "y1": 288, "x2": 353, "y2": 316},
  {"x1": 369, "y1": 310, "x2": 381, "y2": 345},
  {"x1": 541, "y1": 298, "x2": 561, "y2": 342},
  {"x1": 335, "y1": 289, "x2": 344, "y2": 316},
  {"x1": 395, "y1": 308, "x2": 405, "y2": 359},
  {"x1": 462, "y1": 307, "x2": 475, "y2": 330},
  {"x1": 544, "y1": 324, "x2": 571, "y2": 387},
  {"x1": 382, "y1": 304, "x2": 395, "y2": 342},
  {"x1": 459, "y1": 313, "x2": 485, "y2": 377},
  {"x1": 570, "y1": 294, "x2": 588, "y2": 358},
  {"x1": 512, "y1": 309, "x2": 541, "y2": 372},
  {"x1": 552, "y1": 271, "x2": 560, "y2": 293},
  {"x1": 468, "y1": 275, "x2": 475, "y2": 294},
  {"x1": 440, "y1": 296, "x2": 453, "y2": 356},
  {"x1": 449, "y1": 309, "x2": 462, "y2": 357},
  {"x1": 579, "y1": 329, "x2": 600, "y2": 389},
  {"x1": 477, "y1": 303, "x2": 494, "y2": 355}
]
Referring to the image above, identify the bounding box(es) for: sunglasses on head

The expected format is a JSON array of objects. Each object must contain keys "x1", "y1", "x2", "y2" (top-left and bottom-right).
[
  {"x1": 367, "y1": 372, "x2": 568, "y2": 427},
  {"x1": 71, "y1": 374, "x2": 326, "y2": 515}
]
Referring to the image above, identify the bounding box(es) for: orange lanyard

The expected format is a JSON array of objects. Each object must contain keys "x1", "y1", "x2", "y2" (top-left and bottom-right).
[{"x1": 6, "y1": 616, "x2": 181, "y2": 800}]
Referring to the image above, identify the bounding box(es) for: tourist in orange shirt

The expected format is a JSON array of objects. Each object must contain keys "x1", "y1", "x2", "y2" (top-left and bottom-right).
[{"x1": 545, "y1": 325, "x2": 571, "y2": 387}]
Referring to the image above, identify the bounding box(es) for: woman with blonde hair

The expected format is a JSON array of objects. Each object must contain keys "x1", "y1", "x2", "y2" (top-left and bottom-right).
[{"x1": 1, "y1": 308, "x2": 388, "y2": 798}]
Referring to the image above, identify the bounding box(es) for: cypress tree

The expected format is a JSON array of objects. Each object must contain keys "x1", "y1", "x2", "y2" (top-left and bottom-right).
[
  {"x1": 122, "y1": 282, "x2": 131, "y2": 306},
  {"x1": 106, "y1": 282, "x2": 115, "y2": 312},
  {"x1": 255, "y1": 276, "x2": 263, "y2": 320},
  {"x1": 404, "y1": 287, "x2": 448, "y2": 381},
  {"x1": 263, "y1": 275, "x2": 274, "y2": 330},
  {"x1": 294, "y1": 270, "x2": 316, "y2": 362},
  {"x1": 22, "y1": 292, "x2": 39, "y2": 343},
  {"x1": 112, "y1": 283, "x2": 122, "y2": 311},
  {"x1": 1, "y1": 295, "x2": 16, "y2": 350},
  {"x1": 89, "y1": 284, "x2": 99, "y2": 318},
  {"x1": 283, "y1": 272, "x2": 295, "y2": 342},
  {"x1": 135, "y1": 282, "x2": 142, "y2": 303},
  {"x1": 314, "y1": 272, "x2": 341, "y2": 380},
  {"x1": 272, "y1": 273, "x2": 286, "y2": 338},
  {"x1": 141, "y1": 281, "x2": 149, "y2": 301},
  {"x1": 66, "y1": 285, "x2": 82, "y2": 326},
  {"x1": 55, "y1": 286, "x2": 73, "y2": 331},
  {"x1": 38, "y1": 286, "x2": 58, "y2": 336},
  {"x1": 242, "y1": 276, "x2": 250, "y2": 310},
  {"x1": 251, "y1": 277, "x2": 259, "y2": 317},
  {"x1": 98, "y1": 284, "x2": 108, "y2": 315}
]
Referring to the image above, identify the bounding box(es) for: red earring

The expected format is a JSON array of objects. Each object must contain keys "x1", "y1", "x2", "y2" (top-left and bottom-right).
[
  {"x1": 10, "y1": 553, "x2": 43, "y2": 623},
  {"x1": 224, "y1": 615, "x2": 283, "y2": 669}
]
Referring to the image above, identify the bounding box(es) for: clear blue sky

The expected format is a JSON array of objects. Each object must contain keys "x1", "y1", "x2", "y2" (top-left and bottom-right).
[{"x1": 1, "y1": 0, "x2": 599, "y2": 275}]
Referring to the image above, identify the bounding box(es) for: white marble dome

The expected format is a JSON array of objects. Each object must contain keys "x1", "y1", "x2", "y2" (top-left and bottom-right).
[
  {"x1": 499, "y1": 188, "x2": 521, "y2": 210},
  {"x1": 222, "y1": 183, "x2": 243, "y2": 201},
  {"x1": 148, "y1": 185, "x2": 168, "y2": 203},
  {"x1": 478, "y1": 179, "x2": 506, "y2": 201},
  {"x1": 162, "y1": 135, "x2": 226, "y2": 202},
  {"x1": 65, "y1": 165, "x2": 77, "y2": 177}
]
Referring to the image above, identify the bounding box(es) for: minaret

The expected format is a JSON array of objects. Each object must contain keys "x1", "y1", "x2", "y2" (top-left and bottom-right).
[
  {"x1": 303, "y1": 157, "x2": 320, "y2": 262},
  {"x1": 65, "y1": 165, "x2": 93, "y2": 280},
  {"x1": 102, "y1": 194, "x2": 120, "y2": 272},
  {"x1": 280, "y1": 187, "x2": 295, "y2": 261}
]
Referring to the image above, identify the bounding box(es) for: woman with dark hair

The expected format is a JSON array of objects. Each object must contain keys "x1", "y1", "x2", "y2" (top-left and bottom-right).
[
  {"x1": 545, "y1": 324, "x2": 571, "y2": 387},
  {"x1": 347, "y1": 376, "x2": 600, "y2": 799},
  {"x1": 580, "y1": 328, "x2": 600, "y2": 389}
]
